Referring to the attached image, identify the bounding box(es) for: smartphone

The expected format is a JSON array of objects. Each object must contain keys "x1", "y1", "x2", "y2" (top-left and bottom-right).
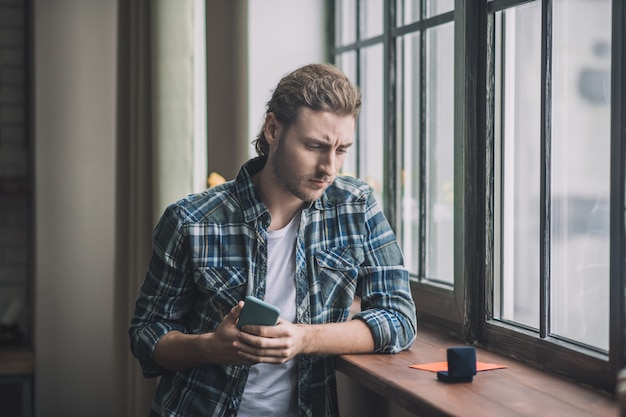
[{"x1": 236, "y1": 295, "x2": 281, "y2": 329}]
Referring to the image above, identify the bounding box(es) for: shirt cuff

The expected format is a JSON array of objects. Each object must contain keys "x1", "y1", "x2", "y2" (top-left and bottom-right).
[
  {"x1": 353, "y1": 308, "x2": 416, "y2": 354},
  {"x1": 130, "y1": 321, "x2": 187, "y2": 377}
]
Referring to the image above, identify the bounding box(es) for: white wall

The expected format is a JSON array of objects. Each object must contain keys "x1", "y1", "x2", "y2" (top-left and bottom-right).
[
  {"x1": 34, "y1": 1, "x2": 117, "y2": 416},
  {"x1": 247, "y1": 0, "x2": 326, "y2": 157}
]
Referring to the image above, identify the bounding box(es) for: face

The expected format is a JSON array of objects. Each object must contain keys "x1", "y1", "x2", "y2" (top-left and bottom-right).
[{"x1": 265, "y1": 107, "x2": 355, "y2": 203}]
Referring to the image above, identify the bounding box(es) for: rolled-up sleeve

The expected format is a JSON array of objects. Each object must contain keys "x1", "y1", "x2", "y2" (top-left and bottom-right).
[
  {"x1": 353, "y1": 194, "x2": 417, "y2": 353},
  {"x1": 354, "y1": 275, "x2": 417, "y2": 353},
  {"x1": 129, "y1": 203, "x2": 195, "y2": 377}
]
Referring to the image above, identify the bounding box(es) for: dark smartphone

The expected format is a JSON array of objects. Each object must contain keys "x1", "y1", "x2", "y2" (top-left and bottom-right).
[{"x1": 236, "y1": 295, "x2": 281, "y2": 329}]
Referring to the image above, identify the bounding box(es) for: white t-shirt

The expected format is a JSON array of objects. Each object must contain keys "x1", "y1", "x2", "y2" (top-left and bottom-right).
[{"x1": 237, "y1": 212, "x2": 300, "y2": 417}]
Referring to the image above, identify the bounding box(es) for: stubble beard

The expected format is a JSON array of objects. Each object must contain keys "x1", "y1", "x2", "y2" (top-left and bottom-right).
[{"x1": 272, "y1": 137, "x2": 328, "y2": 203}]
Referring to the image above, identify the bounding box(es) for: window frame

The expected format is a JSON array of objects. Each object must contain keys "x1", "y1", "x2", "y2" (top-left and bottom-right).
[{"x1": 329, "y1": 0, "x2": 626, "y2": 392}]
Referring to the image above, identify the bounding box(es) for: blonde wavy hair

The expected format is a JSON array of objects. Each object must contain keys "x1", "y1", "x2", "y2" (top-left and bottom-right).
[{"x1": 252, "y1": 63, "x2": 361, "y2": 156}]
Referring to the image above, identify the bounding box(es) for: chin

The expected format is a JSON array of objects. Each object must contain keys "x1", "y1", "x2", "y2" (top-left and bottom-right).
[
  {"x1": 287, "y1": 180, "x2": 329, "y2": 203},
  {"x1": 308, "y1": 190, "x2": 327, "y2": 202},
  {"x1": 293, "y1": 189, "x2": 324, "y2": 203}
]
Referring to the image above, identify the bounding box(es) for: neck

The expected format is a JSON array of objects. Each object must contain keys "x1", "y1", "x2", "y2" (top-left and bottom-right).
[{"x1": 252, "y1": 168, "x2": 303, "y2": 231}]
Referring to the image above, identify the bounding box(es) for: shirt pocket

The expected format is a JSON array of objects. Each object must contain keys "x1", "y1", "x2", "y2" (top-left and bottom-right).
[
  {"x1": 314, "y1": 245, "x2": 364, "y2": 310},
  {"x1": 193, "y1": 266, "x2": 248, "y2": 317}
]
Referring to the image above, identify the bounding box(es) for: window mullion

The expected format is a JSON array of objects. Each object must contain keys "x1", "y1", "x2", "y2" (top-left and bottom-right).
[
  {"x1": 384, "y1": 0, "x2": 397, "y2": 228},
  {"x1": 418, "y1": 0, "x2": 427, "y2": 282},
  {"x1": 485, "y1": 9, "x2": 497, "y2": 325},
  {"x1": 610, "y1": 0, "x2": 626, "y2": 372},
  {"x1": 454, "y1": 0, "x2": 488, "y2": 342},
  {"x1": 539, "y1": 0, "x2": 552, "y2": 340}
]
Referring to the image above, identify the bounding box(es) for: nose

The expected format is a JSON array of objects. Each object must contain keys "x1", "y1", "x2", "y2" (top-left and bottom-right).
[{"x1": 319, "y1": 151, "x2": 337, "y2": 177}]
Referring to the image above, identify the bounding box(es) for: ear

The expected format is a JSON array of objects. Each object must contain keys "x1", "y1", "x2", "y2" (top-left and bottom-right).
[{"x1": 263, "y1": 112, "x2": 281, "y2": 145}]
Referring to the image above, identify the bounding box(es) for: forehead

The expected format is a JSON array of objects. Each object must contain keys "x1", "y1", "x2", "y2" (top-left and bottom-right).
[{"x1": 288, "y1": 107, "x2": 356, "y2": 143}]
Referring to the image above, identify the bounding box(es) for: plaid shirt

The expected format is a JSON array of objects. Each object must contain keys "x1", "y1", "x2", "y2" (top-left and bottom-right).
[{"x1": 129, "y1": 157, "x2": 417, "y2": 417}]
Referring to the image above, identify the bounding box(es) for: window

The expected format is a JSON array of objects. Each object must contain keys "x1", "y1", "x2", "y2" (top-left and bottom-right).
[{"x1": 330, "y1": 0, "x2": 626, "y2": 392}]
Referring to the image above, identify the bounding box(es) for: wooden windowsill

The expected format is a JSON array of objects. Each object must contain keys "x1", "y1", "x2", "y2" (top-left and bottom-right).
[{"x1": 336, "y1": 327, "x2": 617, "y2": 417}]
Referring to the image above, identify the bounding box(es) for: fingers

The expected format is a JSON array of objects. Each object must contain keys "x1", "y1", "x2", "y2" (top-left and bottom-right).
[
  {"x1": 234, "y1": 340, "x2": 294, "y2": 364},
  {"x1": 223, "y1": 301, "x2": 244, "y2": 326},
  {"x1": 233, "y1": 321, "x2": 299, "y2": 364},
  {"x1": 230, "y1": 301, "x2": 244, "y2": 316},
  {"x1": 237, "y1": 317, "x2": 289, "y2": 336}
]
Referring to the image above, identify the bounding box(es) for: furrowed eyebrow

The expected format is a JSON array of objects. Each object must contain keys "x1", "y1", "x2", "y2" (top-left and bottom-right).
[{"x1": 305, "y1": 137, "x2": 353, "y2": 149}]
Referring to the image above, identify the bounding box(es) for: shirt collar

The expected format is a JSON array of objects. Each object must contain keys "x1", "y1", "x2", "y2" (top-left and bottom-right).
[{"x1": 235, "y1": 156, "x2": 269, "y2": 224}]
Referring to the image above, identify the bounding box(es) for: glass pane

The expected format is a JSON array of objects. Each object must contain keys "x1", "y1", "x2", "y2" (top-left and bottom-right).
[
  {"x1": 359, "y1": 44, "x2": 385, "y2": 208},
  {"x1": 397, "y1": 0, "x2": 421, "y2": 26},
  {"x1": 550, "y1": 0, "x2": 611, "y2": 351},
  {"x1": 426, "y1": 0, "x2": 453, "y2": 18},
  {"x1": 424, "y1": 23, "x2": 454, "y2": 284},
  {"x1": 360, "y1": 0, "x2": 384, "y2": 39},
  {"x1": 336, "y1": 51, "x2": 359, "y2": 177},
  {"x1": 398, "y1": 33, "x2": 421, "y2": 277},
  {"x1": 494, "y1": 2, "x2": 542, "y2": 328},
  {"x1": 336, "y1": 0, "x2": 357, "y2": 46}
]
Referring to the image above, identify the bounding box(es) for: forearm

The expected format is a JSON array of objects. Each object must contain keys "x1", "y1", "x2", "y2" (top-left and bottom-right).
[
  {"x1": 298, "y1": 319, "x2": 375, "y2": 356},
  {"x1": 152, "y1": 302, "x2": 247, "y2": 371},
  {"x1": 154, "y1": 331, "x2": 213, "y2": 371}
]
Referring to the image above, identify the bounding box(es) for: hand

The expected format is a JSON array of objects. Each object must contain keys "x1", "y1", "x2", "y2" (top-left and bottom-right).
[
  {"x1": 154, "y1": 301, "x2": 255, "y2": 369},
  {"x1": 154, "y1": 304, "x2": 373, "y2": 370},
  {"x1": 206, "y1": 301, "x2": 261, "y2": 366},
  {"x1": 234, "y1": 319, "x2": 308, "y2": 364}
]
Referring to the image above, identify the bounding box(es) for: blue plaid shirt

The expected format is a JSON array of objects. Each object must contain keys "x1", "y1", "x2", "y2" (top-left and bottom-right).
[{"x1": 129, "y1": 157, "x2": 417, "y2": 417}]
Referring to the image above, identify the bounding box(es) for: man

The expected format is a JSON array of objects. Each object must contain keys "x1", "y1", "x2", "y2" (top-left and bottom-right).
[{"x1": 129, "y1": 63, "x2": 417, "y2": 417}]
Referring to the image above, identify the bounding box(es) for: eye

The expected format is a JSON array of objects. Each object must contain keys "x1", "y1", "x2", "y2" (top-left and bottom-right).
[{"x1": 306, "y1": 142, "x2": 329, "y2": 153}]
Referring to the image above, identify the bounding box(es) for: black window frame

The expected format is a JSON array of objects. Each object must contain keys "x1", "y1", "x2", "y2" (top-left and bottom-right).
[{"x1": 329, "y1": 0, "x2": 626, "y2": 393}]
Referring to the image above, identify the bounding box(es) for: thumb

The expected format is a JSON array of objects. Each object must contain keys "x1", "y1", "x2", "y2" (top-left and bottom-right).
[{"x1": 226, "y1": 300, "x2": 245, "y2": 323}]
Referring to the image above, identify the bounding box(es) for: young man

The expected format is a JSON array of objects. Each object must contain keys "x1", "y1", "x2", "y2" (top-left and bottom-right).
[{"x1": 129, "y1": 63, "x2": 417, "y2": 417}]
